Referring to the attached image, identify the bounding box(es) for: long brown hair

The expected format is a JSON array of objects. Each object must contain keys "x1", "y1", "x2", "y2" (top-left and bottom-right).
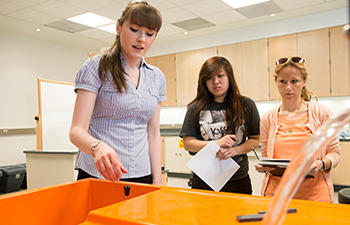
[
  {"x1": 274, "y1": 60, "x2": 316, "y2": 101},
  {"x1": 98, "y1": 1, "x2": 162, "y2": 93},
  {"x1": 189, "y1": 56, "x2": 245, "y2": 134}
]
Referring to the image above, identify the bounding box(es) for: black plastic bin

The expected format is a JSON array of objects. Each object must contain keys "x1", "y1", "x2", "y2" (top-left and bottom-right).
[
  {"x1": 0, "y1": 165, "x2": 26, "y2": 193},
  {"x1": 0, "y1": 170, "x2": 3, "y2": 186},
  {"x1": 17, "y1": 163, "x2": 27, "y2": 189},
  {"x1": 339, "y1": 188, "x2": 350, "y2": 204}
]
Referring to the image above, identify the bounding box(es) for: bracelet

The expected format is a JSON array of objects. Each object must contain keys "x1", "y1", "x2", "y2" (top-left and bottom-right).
[
  {"x1": 90, "y1": 140, "x2": 100, "y2": 156},
  {"x1": 320, "y1": 159, "x2": 325, "y2": 171}
]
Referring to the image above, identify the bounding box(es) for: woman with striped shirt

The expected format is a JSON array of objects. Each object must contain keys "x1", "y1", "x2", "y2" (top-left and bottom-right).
[{"x1": 69, "y1": 1, "x2": 166, "y2": 185}]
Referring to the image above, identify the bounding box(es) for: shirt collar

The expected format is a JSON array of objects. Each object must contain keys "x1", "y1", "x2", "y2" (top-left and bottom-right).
[{"x1": 120, "y1": 54, "x2": 153, "y2": 71}]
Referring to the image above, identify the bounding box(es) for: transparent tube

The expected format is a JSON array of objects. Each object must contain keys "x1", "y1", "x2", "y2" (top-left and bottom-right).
[{"x1": 262, "y1": 108, "x2": 350, "y2": 225}]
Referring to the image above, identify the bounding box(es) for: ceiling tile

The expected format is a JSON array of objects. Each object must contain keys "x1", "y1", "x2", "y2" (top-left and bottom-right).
[
  {"x1": 202, "y1": 9, "x2": 246, "y2": 25},
  {"x1": 162, "y1": 7, "x2": 196, "y2": 23},
  {"x1": 8, "y1": 8, "x2": 60, "y2": 24},
  {"x1": 274, "y1": 0, "x2": 324, "y2": 11},
  {"x1": 93, "y1": 3, "x2": 124, "y2": 20},
  {"x1": 58, "y1": 0, "x2": 115, "y2": 11},
  {"x1": 167, "y1": 0, "x2": 201, "y2": 6},
  {"x1": 158, "y1": 23, "x2": 185, "y2": 37},
  {"x1": 76, "y1": 28, "x2": 114, "y2": 39},
  {"x1": 32, "y1": 1, "x2": 86, "y2": 19},
  {"x1": 0, "y1": 1, "x2": 23, "y2": 15},
  {"x1": 146, "y1": 0, "x2": 176, "y2": 11},
  {"x1": 237, "y1": 1, "x2": 282, "y2": 19},
  {"x1": 2, "y1": 0, "x2": 47, "y2": 7},
  {"x1": 182, "y1": 0, "x2": 233, "y2": 16},
  {"x1": 45, "y1": 19, "x2": 90, "y2": 33},
  {"x1": 172, "y1": 17, "x2": 215, "y2": 31},
  {"x1": 0, "y1": 14, "x2": 38, "y2": 34}
]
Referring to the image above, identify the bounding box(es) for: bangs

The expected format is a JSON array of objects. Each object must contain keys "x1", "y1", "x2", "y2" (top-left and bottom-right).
[{"x1": 129, "y1": 6, "x2": 162, "y2": 32}]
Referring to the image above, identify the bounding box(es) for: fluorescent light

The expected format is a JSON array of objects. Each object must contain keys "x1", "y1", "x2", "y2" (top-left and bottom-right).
[
  {"x1": 67, "y1": 12, "x2": 114, "y2": 28},
  {"x1": 222, "y1": 0, "x2": 269, "y2": 9},
  {"x1": 97, "y1": 23, "x2": 117, "y2": 34}
]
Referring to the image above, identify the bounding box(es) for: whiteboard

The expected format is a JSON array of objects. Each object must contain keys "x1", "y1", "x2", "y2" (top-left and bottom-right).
[{"x1": 37, "y1": 79, "x2": 77, "y2": 150}]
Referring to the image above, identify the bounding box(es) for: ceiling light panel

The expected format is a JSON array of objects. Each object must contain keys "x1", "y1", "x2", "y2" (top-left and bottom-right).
[
  {"x1": 97, "y1": 23, "x2": 117, "y2": 34},
  {"x1": 222, "y1": 0, "x2": 270, "y2": 9},
  {"x1": 67, "y1": 12, "x2": 114, "y2": 27}
]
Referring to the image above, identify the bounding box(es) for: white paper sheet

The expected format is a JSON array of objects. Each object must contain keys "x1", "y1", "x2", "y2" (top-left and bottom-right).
[{"x1": 186, "y1": 141, "x2": 240, "y2": 192}]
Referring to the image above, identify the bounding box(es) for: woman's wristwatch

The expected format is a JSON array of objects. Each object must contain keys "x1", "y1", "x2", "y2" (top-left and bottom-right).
[
  {"x1": 90, "y1": 140, "x2": 101, "y2": 156},
  {"x1": 320, "y1": 159, "x2": 325, "y2": 171}
]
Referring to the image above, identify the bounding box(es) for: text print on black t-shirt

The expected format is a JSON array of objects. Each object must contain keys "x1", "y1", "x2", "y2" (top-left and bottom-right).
[{"x1": 199, "y1": 109, "x2": 245, "y2": 146}]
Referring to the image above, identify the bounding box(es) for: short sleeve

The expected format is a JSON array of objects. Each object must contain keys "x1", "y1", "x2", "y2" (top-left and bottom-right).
[
  {"x1": 244, "y1": 97, "x2": 260, "y2": 136},
  {"x1": 179, "y1": 103, "x2": 201, "y2": 139},
  {"x1": 158, "y1": 70, "x2": 166, "y2": 102},
  {"x1": 75, "y1": 55, "x2": 102, "y2": 94}
]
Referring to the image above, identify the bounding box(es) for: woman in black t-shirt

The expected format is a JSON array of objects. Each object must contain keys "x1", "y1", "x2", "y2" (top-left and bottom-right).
[{"x1": 179, "y1": 56, "x2": 260, "y2": 194}]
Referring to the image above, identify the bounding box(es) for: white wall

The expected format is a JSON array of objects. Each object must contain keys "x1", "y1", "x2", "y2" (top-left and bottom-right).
[{"x1": 0, "y1": 31, "x2": 89, "y2": 166}]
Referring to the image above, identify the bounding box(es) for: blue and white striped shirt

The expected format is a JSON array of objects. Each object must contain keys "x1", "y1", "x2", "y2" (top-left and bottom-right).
[{"x1": 74, "y1": 55, "x2": 166, "y2": 179}]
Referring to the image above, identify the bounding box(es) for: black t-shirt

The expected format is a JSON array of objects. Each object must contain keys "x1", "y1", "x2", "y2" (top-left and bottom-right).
[{"x1": 179, "y1": 97, "x2": 260, "y2": 180}]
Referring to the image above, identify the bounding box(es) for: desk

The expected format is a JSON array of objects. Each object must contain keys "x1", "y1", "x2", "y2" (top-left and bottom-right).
[{"x1": 23, "y1": 150, "x2": 77, "y2": 189}]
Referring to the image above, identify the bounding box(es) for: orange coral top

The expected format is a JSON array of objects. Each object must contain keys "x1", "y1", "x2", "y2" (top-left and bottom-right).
[{"x1": 264, "y1": 113, "x2": 330, "y2": 202}]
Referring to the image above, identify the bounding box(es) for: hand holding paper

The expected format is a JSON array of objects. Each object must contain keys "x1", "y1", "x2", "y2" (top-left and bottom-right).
[{"x1": 186, "y1": 141, "x2": 240, "y2": 192}]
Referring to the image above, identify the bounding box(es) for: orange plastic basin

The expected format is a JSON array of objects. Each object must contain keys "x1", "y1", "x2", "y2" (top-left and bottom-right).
[
  {"x1": 2, "y1": 179, "x2": 350, "y2": 225},
  {"x1": 82, "y1": 187, "x2": 350, "y2": 225},
  {"x1": 0, "y1": 178, "x2": 159, "y2": 225}
]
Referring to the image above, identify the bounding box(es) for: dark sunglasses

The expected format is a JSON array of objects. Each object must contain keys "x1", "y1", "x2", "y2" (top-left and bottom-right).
[{"x1": 276, "y1": 57, "x2": 305, "y2": 65}]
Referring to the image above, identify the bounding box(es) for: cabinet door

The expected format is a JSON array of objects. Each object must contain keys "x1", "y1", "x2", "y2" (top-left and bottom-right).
[
  {"x1": 330, "y1": 25, "x2": 350, "y2": 96},
  {"x1": 164, "y1": 136, "x2": 192, "y2": 174},
  {"x1": 241, "y1": 39, "x2": 269, "y2": 101},
  {"x1": 176, "y1": 47, "x2": 217, "y2": 106},
  {"x1": 297, "y1": 28, "x2": 330, "y2": 97},
  {"x1": 176, "y1": 51, "x2": 196, "y2": 106},
  {"x1": 146, "y1": 54, "x2": 177, "y2": 106},
  {"x1": 217, "y1": 42, "x2": 243, "y2": 94},
  {"x1": 218, "y1": 40, "x2": 269, "y2": 100},
  {"x1": 268, "y1": 34, "x2": 298, "y2": 100}
]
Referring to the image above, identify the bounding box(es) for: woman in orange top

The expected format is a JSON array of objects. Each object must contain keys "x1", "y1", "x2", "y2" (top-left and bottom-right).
[{"x1": 255, "y1": 57, "x2": 340, "y2": 202}]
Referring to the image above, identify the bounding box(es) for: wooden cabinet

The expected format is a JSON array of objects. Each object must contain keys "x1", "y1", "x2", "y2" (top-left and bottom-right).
[
  {"x1": 331, "y1": 141, "x2": 350, "y2": 186},
  {"x1": 146, "y1": 54, "x2": 177, "y2": 106},
  {"x1": 149, "y1": 25, "x2": 346, "y2": 104},
  {"x1": 297, "y1": 28, "x2": 330, "y2": 97},
  {"x1": 218, "y1": 39, "x2": 269, "y2": 101},
  {"x1": 241, "y1": 39, "x2": 269, "y2": 101},
  {"x1": 268, "y1": 34, "x2": 298, "y2": 100},
  {"x1": 330, "y1": 25, "x2": 350, "y2": 96},
  {"x1": 176, "y1": 47, "x2": 217, "y2": 105}
]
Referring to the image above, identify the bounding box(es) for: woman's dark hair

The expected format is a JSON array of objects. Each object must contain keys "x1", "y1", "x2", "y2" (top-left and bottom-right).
[
  {"x1": 98, "y1": 1, "x2": 162, "y2": 92},
  {"x1": 189, "y1": 56, "x2": 245, "y2": 134}
]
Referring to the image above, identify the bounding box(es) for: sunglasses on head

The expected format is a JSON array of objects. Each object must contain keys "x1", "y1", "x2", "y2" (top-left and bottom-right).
[{"x1": 276, "y1": 57, "x2": 305, "y2": 65}]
